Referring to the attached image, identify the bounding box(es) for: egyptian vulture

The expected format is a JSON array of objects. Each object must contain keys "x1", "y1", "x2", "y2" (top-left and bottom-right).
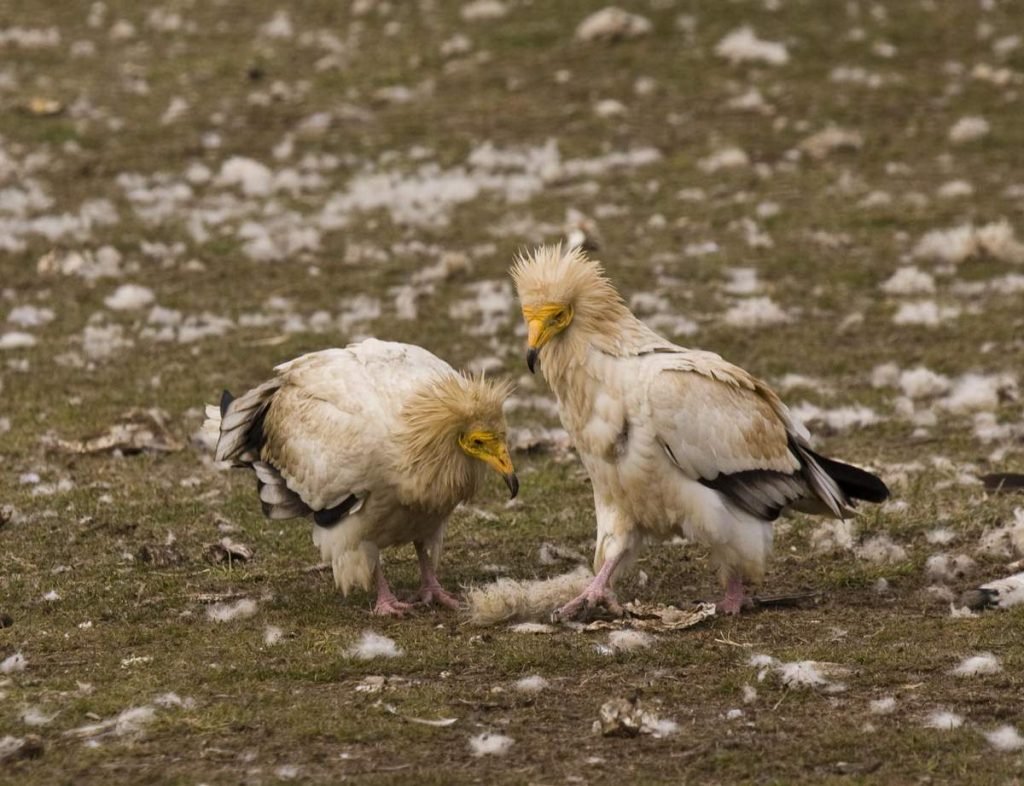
[
  {"x1": 203, "y1": 339, "x2": 517, "y2": 616},
  {"x1": 511, "y1": 245, "x2": 889, "y2": 617}
]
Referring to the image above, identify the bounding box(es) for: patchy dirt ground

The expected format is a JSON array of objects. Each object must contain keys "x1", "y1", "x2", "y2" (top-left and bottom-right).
[{"x1": 2, "y1": 1, "x2": 1024, "y2": 783}]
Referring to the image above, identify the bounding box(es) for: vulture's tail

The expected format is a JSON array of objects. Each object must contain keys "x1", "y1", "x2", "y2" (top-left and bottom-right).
[{"x1": 805, "y1": 448, "x2": 890, "y2": 504}]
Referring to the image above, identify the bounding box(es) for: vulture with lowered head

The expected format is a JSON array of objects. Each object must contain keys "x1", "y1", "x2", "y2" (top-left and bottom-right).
[{"x1": 203, "y1": 339, "x2": 517, "y2": 616}]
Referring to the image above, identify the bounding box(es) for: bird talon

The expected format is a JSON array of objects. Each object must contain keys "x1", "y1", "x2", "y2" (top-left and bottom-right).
[
  {"x1": 417, "y1": 585, "x2": 461, "y2": 610},
  {"x1": 372, "y1": 598, "x2": 415, "y2": 617}
]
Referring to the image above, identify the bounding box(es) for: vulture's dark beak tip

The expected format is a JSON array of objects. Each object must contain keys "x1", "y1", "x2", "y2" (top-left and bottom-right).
[
  {"x1": 526, "y1": 348, "x2": 539, "y2": 374},
  {"x1": 505, "y1": 473, "x2": 519, "y2": 499}
]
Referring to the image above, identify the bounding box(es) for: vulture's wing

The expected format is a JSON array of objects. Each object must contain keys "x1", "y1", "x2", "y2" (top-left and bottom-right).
[
  {"x1": 221, "y1": 341, "x2": 453, "y2": 525},
  {"x1": 643, "y1": 351, "x2": 846, "y2": 520}
]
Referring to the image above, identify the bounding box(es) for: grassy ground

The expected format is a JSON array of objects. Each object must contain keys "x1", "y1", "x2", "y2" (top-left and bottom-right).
[{"x1": 3, "y1": 1, "x2": 1024, "y2": 783}]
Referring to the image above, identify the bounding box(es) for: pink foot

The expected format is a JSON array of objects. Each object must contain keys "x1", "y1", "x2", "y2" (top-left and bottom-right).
[
  {"x1": 552, "y1": 586, "x2": 623, "y2": 622},
  {"x1": 372, "y1": 596, "x2": 415, "y2": 617},
  {"x1": 418, "y1": 583, "x2": 461, "y2": 610},
  {"x1": 413, "y1": 541, "x2": 459, "y2": 610},
  {"x1": 717, "y1": 577, "x2": 746, "y2": 616},
  {"x1": 372, "y1": 565, "x2": 413, "y2": 616},
  {"x1": 552, "y1": 553, "x2": 626, "y2": 622}
]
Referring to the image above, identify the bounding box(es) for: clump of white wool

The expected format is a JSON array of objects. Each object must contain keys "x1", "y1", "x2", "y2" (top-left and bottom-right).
[
  {"x1": 870, "y1": 697, "x2": 897, "y2": 715},
  {"x1": 881, "y1": 267, "x2": 935, "y2": 295},
  {"x1": 0, "y1": 653, "x2": 26, "y2": 674},
  {"x1": 948, "y1": 116, "x2": 990, "y2": 144},
  {"x1": 855, "y1": 535, "x2": 907, "y2": 565},
  {"x1": 810, "y1": 519, "x2": 857, "y2": 555},
  {"x1": 723, "y1": 296, "x2": 789, "y2": 328},
  {"x1": 575, "y1": 7, "x2": 652, "y2": 42},
  {"x1": 698, "y1": 147, "x2": 750, "y2": 173},
  {"x1": 925, "y1": 554, "x2": 976, "y2": 584},
  {"x1": 924, "y1": 710, "x2": 963, "y2": 730},
  {"x1": 514, "y1": 675, "x2": 550, "y2": 693},
  {"x1": 346, "y1": 631, "x2": 403, "y2": 660},
  {"x1": 952, "y1": 652, "x2": 1001, "y2": 677},
  {"x1": 206, "y1": 598, "x2": 257, "y2": 623},
  {"x1": 898, "y1": 367, "x2": 951, "y2": 399},
  {"x1": 608, "y1": 630, "x2": 654, "y2": 652},
  {"x1": 468, "y1": 732, "x2": 514, "y2": 756},
  {"x1": 263, "y1": 625, "x2": 283, "y2": 646},
  {"x1": 940, "y1": 373, "x2": 1016, "y2": 415},
  {"x1": 104, "y1": 284, "x2": 154, "y2": 311},
  {"x1": 984, "y1": 725, "x2": 1024, "y2": 752},
  {"x1": 461, "y1": 0, "x2": 508, "y2": 22},
  {"x1": 715, "y1": 26, "x2": 789, "y2": 65},
  {"x1": 892, "y1": 300, "x2": 960, "y2": 327}
]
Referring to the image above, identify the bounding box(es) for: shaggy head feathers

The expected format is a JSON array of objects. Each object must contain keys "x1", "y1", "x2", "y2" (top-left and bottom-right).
[
  {"x1": 396, "y1": 373, "x2": 513, "y2": 507},
  {"x1": 511, "y1": 244, "x2": 629, "y2": 321}
]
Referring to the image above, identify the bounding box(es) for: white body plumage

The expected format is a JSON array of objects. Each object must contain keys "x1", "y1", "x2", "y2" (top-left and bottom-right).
[
  {"x1": 512, "y1": 246, "x2": 888, "y2": 613},
  {"x1": 203, "y1": 339, "x2": 515, "y2": 611}
]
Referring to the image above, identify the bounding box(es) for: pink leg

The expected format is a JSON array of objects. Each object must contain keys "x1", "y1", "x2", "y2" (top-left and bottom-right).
[
  {"x1": 372, "y1": 565, "x2": 414, "y2": 616},
  {"x1": 717, "y1": 576, "x2": 746, "y2": 616},
  {"x1": 552, "y1": 552, "x2": 625, "y2": 622},
  {"x1": 414, "y1": 542, "x2": 460, "y2": 610}
]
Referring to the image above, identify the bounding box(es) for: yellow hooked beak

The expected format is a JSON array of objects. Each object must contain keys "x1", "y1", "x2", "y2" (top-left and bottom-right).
[
  {"x1": 526, "y1": 317, "x2": 546, "y2": 374},
  {"x1": 482, "y1": 442, "x2": 518, "y2": 498},
  {"x1": 523, "y1": 304, "x2": 571, "y2": 374},
  {"x1": 462, "y1": 431, "x2": 519, "y2": 498}
]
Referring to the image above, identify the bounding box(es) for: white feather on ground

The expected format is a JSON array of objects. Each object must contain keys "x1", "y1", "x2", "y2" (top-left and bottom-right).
[
  {"x1": 983, "y1": 725, "x2": 1024, "y2": 752},
  {"x1": 464, "y1": 567, "x2": 592, "y2": 625},
  {"x1": 346, "y1": 631, "x2": 403, "y2": 660},
  {"x1": 63, "y1": 706, "x2": 157, "y2": 740},
  {"x1": 263, "y1": 625, "x2": 283, "y2": 646},
  {"x1": 514, "y1": 676, "x2": 550, "y2": 693},
  {"x1": 870, "y1": 697, "x2": 897, "y2": 715},
  {"x1": 951, "y1": 653, "x2": 1001, "y2": 677},
  {"x1": 206, "y1": 598, "x2": 257, "y2": 622},
  {"x1": 0, "y1": 653, "x2": 26, "y2": 674},
  {"x1": 607, "y1": 630, "x2": 654, "y2": 652},
  {"x1": 468, "y1": 732, "x2": 514, "y2": 756},
  {"x1": 924, "y1": 710, "x2": 964, "y2": 730},
  {"x1": 750, "y1": 654, "x2": 849, "y2": 691}
]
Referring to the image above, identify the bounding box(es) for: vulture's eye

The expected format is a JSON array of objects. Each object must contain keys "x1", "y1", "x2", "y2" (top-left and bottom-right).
[{"x1": 472, "y1": 438, "x2": 485, "y2": 448}]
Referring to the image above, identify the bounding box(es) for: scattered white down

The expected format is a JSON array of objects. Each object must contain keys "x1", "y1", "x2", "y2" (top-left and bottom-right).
[
  {"x1": 870, "y1": 697, "x2": 897, "y2": 715},
  {"x1": 469, "y1": 732, "x2": 515, "y2": 756},
  {"x1": 575, "y1": 7, "x2": 652, "y2": 42},
  {"x1": 723, "y1": 296, "x2": 790, "y2": 328},
  {"x1": 952, "y1": 653, "x2": 1001, "y2": 677},
  {"x1": 881, "y1": 267, "x2": 935, "y2": 296},
  {"x1": 104, "y1": 284, "x2": 154, "y2": 311},
  {"x1": 514, "y1": 675, "x2": 550, "y2": 693},
  {"x1": 855, "y1": 535, "x2": 907, "y2": 566},
  {"x1": 698, "y1": 147, "x2": 750, "y2": 173},
  {"x1": 892, "y1": 300, "x2": 960, "y2": 327},
  {"x1": 924, "y1": 710, "x2": 964, "y2": 730},
  {"x1": 914, "y1": 220, "x2": 1024, "y2": 265},
  {"x1": 206, "y1": 598, "x2": 258, "y2": 623},
  {"x1": 346, "y1": 631, "x2": 403, "y2": 660},
  {"x1": 461, "y1": 0, "x2": 508, "y2": 22},
  {"x1": 810, "y1": 519, "x2": 857, "y2": 555},
  {"x1": 0, "y1": 653, "x2": 26, "y2": 674},
  {"x1": 715, "y1": 27, "x2": 789, "y2": 65},
  {"x1": 263, "y1": 625, "x2": 284, "y2": 646},
  {"x1": 898, "y1": 367, "x2": 951, "y2": 399},
  {"x1": 948, "y1": 116, "x2": 990, "y2": 144},
  {"x1": 984, "y1": 725, "x2": 1024, "y2": 752},
  {"x1": 607, "y1": 630, "x2": 654, "y2": 652}
]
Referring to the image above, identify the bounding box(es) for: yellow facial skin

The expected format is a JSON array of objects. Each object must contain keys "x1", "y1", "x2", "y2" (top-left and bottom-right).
[
  {"x1": 459, "y1": 429, "x2": 518, "y2": 497},
  {"x1": 523, "y1": 303, "x2": 573, "y2": 373}
]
